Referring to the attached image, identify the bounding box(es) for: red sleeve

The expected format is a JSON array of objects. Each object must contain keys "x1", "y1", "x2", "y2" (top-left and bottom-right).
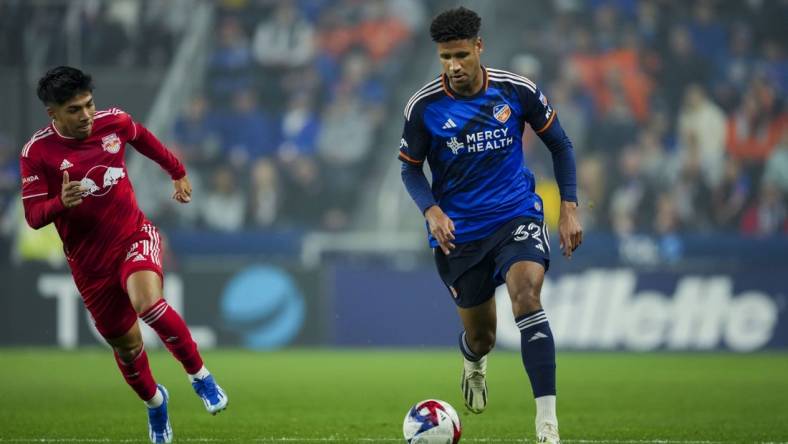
[
  {"x1": 20, "y1": 154, "x2": 66, "y2": 229},
  {"x1": 127, "y1": 119, "x2": 186, "y2": 180}
]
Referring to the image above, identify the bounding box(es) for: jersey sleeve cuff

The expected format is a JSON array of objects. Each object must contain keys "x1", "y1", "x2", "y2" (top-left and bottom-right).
[
  {"x1": 398, "y1": 151, "x2": 424, "y2": 165},
  {"x1": 52, "y1": 194, "x2": 67, "y2": 212},
  {"x1": 560, "y1": 195, "x2": 579, "y2": 204},
  {"x1": 170, "y1": 166, "x2": 186, "y2": 181},
  {"x1": 535, "y1": 112, "x2": 557, "y2": 134}
]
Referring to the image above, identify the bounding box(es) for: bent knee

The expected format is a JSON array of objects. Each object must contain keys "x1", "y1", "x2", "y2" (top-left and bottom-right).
[
  {"x1": 126, "y1": 271, "x2": 163, "y2": 314},
  {"x1": 113, "y1": 341, "x2": 143, "y2": 362},
  {"x1": 130, "y1": 292, "x2": 161, "y2": 314},
  {"x1": 129, "y1": 286, "x2": 162, "y2": 315},
  {"x1": 467, "y1": 331, "x2": 496, "y2": 356},
  {"x1": 511, "y1": 289, "x2": 542, "y2": 315}
]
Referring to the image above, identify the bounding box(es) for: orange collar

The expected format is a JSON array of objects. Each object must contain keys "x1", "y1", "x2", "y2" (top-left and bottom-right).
[{"x1": 442, "y1": 67, "x2": 489, "y2": 99}]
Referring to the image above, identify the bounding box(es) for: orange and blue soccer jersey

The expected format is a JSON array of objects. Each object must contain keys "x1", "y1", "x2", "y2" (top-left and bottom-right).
[{"x1": 399, "y1": 67, "x2": 575, "y2": 247}]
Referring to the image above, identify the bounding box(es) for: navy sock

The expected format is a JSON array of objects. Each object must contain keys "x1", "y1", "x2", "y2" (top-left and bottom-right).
[
  {"x1": 458, "y1": 331, "x2": 482, "y2": 362},
  {"x1": 516, "y1": 309, "x2": 556, "y2": 397}
]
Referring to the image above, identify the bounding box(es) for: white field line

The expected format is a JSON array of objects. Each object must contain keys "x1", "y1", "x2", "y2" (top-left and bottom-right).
[{"x1": 2, "y1": 439, "x2": 787, "y2": 444}]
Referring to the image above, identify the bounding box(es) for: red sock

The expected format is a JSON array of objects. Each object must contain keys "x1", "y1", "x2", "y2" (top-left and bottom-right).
[
  {"x1": 140, "y1": 299, "x2": 204, "y2": 374},
  {"x1": 114, "y1": 347, "x2": 158, "y2": 401}
]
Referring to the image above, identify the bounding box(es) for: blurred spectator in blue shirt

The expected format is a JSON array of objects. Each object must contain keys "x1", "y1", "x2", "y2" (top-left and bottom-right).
[
  {"x1": 208, "y1": 16, "x2": 254, "y2": 104},
  {"x1": 173, "y1": 96, "x2": 222, "y2": 163},
  {"x1": 218, "y1": 89, "x2": 278, "y2": 168},
  {"x1": 686, "y1": 1, "x2": 727, "y2": 66},
  {"x1": 0, "y1": 133, "x2": 19, "y2": 216}
]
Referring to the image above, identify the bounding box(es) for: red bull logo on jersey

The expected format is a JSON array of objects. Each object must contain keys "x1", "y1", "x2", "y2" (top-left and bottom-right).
[
  {"x1": 101, "y1": 133, "x2": 121, "y2": 154},
  {"x1": 493, "y1": 104, "x2": 511, "y2": 123},
  {"x1": 79, "y1": 165, "x2": 126, "y2": 197}
]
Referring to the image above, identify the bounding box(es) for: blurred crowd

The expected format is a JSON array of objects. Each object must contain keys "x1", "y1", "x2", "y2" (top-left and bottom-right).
[
  {"x1": 0, "y1": 0, "x2": 786, "y2": 254},
  {"x1": 0, "y1": 0, "x2": 189, "y2": 68},
  {"x1": 506, "y1": 0, "x2": 787, "y2": 237},
  {"x1": 157, "y1": 0, "x2": 424, "y2": 232}
]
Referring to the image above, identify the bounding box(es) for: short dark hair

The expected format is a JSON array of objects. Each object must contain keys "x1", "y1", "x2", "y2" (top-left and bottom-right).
[
  {"x1": 429, "y1": 7, "x2": 481, "y2": 43},
  {"x1": 37, "y1": 66, "x2": 94, "y2": 105}
]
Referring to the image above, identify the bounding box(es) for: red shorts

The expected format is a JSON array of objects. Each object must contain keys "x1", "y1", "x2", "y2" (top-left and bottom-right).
[{"x1": 72, "y1": 223, "x2": 164, "y2": 339}]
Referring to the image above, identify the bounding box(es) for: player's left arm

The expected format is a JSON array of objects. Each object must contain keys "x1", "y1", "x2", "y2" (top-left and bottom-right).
[
  {"x1": 522, "y1": 87, "x2": 583, "y2": 257},
  {"x1": 123, "y1": 114, "x2": 191, "y2": 203}
]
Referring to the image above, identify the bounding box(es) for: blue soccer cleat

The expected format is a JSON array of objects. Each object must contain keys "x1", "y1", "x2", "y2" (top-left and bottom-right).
[
  {"x1": 147, "y1": 384, "x2": 172, "y2": 443},
  {"x1": 192, "y1": 374, "x2": 228, "y2": 415}
]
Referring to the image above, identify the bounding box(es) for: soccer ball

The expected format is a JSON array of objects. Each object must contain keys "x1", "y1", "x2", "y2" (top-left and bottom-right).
[{"x1": 402, "y1": 399, "x2": 462, "y2": 444}]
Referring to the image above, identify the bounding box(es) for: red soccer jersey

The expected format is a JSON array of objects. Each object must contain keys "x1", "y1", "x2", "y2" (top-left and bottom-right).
[{"x1": 20, "y1": 107, "x2": 185, "y2": 276}]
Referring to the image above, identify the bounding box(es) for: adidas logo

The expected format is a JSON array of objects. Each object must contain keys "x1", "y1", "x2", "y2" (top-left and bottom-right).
[
  {"x1": 59, "y1": 159, "x2": 73, "y2": 170},
  {"x1": 442, "y1": 118, "x2": 457, "y2": 130},
  {"x1": 133, "y1": 254, "x2": 146, "y2": 262},
  {"x1": 528, "y1": 332, "x2": 549, "y2": 342}
]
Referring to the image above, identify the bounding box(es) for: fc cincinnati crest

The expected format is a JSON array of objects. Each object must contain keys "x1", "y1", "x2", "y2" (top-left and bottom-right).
[
  {"x1": 493, "y1": 104, "x2": 511, "y2": 123},
  {"x1": 101, "y1": 133, "x2": 121, "y2": 154}
]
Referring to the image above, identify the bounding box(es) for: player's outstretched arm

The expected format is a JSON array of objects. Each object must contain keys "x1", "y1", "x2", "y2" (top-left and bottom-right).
[
  {"x1": 558, "y1": 200, "x2": 583, "y2": 258},
  {"x1": 127, "y1": 119, "x2": 186, "y2": 182}
]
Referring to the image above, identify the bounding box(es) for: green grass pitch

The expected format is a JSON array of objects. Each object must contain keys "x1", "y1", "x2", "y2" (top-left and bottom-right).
[{"x1": 1, "y1": 349, "x2": 786, "y2": 443}]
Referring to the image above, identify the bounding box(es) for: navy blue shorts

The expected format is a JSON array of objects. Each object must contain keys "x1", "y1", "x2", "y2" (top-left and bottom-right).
[{"x1": 433, "y1": 217, "x2": 550, "y2": 308}]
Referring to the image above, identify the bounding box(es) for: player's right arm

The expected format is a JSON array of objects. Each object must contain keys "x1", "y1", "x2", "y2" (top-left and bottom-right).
[
  {"x1": 517, "y1": 81, "x2": 583, "y2": 257},
  {"x1": 20, "y1": 154, "x2": 84, "y2": 229},
  {"x1": 398, "y1": 104, "x2": 456, "y2": 254}
]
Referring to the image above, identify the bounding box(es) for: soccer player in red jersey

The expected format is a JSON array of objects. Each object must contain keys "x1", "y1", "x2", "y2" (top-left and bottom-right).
[{"x1": 19, "y1": 66, "x2": 228, "y2": 443}]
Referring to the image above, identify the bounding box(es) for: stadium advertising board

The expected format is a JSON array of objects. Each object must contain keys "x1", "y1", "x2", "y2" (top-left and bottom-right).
[
  {"x1": 330, "y1": 265, "x2": 788, "y2": 351},
  {"x1": 330, "y1": 266, "x2": 461, "y2": 347},
  {"x1": 0, "y1": 264, "x2": 325, "y2": 348},
  {"x1": 3, "y1": 263, "x2": 785, "y2": 351}
]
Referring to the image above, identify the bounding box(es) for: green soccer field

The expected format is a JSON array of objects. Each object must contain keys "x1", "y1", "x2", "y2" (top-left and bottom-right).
[{"x1": 1, "y1": 349, "x2": 786, "y2": 443}]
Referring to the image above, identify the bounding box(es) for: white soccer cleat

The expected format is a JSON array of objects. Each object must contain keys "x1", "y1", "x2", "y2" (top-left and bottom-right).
[
  {"x1": 461, "y1": 355, "x2": 488, "y2": 413},
  {"x1": 536, "y1": 421, "x2": 560, "y2": 444}
]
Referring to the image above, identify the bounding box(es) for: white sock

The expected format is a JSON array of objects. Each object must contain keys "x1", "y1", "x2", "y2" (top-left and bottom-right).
[
  {"x1": 145, "y1": 388, "x2": 164, "y2": 408},
  {"x1": 188, "y1": 365, "x2": 210, "y2": 382},
  {"x1": 535, "y1": 395, "x2": 558, "y2": 425}
]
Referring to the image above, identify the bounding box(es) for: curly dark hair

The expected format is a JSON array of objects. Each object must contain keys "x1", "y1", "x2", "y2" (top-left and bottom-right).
[
  {"x1": 37, "y1": 66, "x2": 94, "y2": 105},
  {"x1": 429, "y1": 6, "x2": 481, "y2": 43}
]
